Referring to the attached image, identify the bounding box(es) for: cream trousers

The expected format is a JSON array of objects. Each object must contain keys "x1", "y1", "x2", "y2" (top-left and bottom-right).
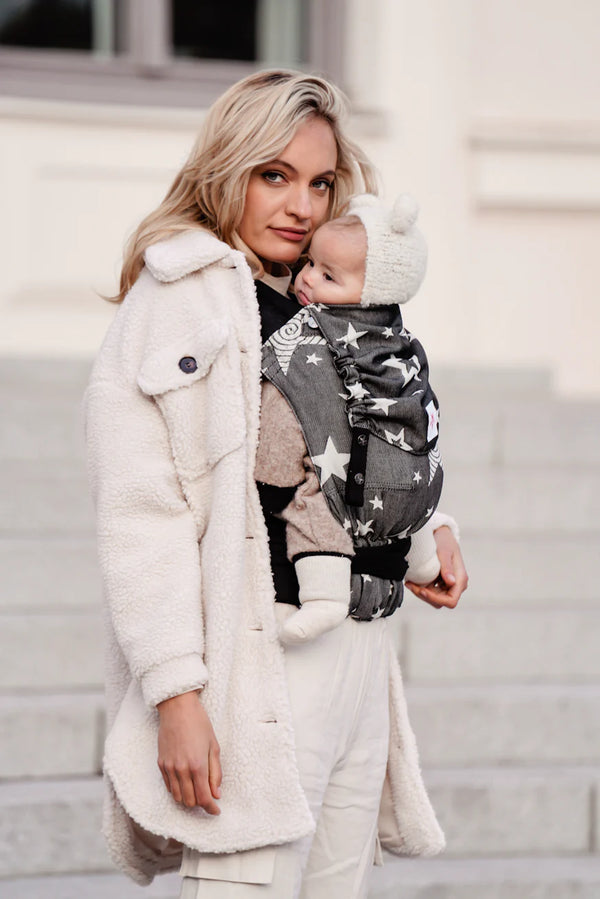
[{"x1": 178, "y1": 604, "x2": 392, "y2": 899}]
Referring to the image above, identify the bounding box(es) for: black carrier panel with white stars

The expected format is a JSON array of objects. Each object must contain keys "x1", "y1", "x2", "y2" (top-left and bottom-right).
[{"x1": 261, "y1": 302, "x2": 443, "y2": 621}]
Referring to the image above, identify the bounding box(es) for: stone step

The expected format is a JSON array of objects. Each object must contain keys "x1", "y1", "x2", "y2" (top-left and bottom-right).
[
  {"x1": 432, "y1": 366, "x2": 552, "y2": 402},
  {"x1": 438, "y1": 466, "x2": 600, "y2": 533},
  {"x1": 400, "y1": 605, "x2": 600, "y2": 683},
  {"x1": 0, "y1": 872, "x2": 181, "y2": 899},
  {"x1": 423, "y1": 766, "x2": 596, "y2": 857},
  {"x1": 370, "y1": 855, "x2": 600, "y2": 899},
  {"x1": 0, "y1": 461, "x2": 94, "y2": 536},
  {"x1": 405, "y1": 683, "x2": 600, "y2": 767},
  {"x1": 0, "y1": 393, "x2": 86, "y2": 462},
  {"x1": 1, "y1": 531, "x2": 595, "y2": 613},
  {"x1": 4, "y1": 858, "x2": 600, "y2": 899},
  {"x1": 0, "y1": 612, "x2": 103, "y2": 690},
  {"x1": 4, "y1": 683, "x2": 596, "y2": 782},
  {"x1": 0, "y1": 537, "x2": 101, "y2": 610},
  {"x1": 3, "y1": 390, "x2": 598, "y2": 471},
  {"x1": 455, "y1": 532, "x2": 600, "y2": 606},
  {"x1": 0, "y1": 693, "x2": 104, "y2": 779},
  {"x1": 1, "y1": 605, "x2": 598, "y2": 695},
  {"x1": 1, "y1": 769, "x2": 597, "y2": 877},
  {"x1": 0, "y1": 356, "x2": 91, "y2": 392},
  {"x1": 0, "y1": 779, "x2": 110, "y2": 878},
  {"x1": 438, "y1": 395, "x2": 600, "y2": 469},
  {"x1": 0, "y1": 455, "x2": 596, "y2": 540}
]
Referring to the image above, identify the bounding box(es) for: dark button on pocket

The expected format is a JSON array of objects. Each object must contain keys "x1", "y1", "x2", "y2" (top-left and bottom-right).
[{"x1": 179, "y1": 356, "x2": 198, "y2": 373}]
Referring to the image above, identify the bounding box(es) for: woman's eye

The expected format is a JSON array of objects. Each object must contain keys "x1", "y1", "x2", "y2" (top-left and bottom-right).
[
  {"x1": 262, "y1": 171, "x2": 285, "y2": 184},
  {"x1": 312, "y1": 179, "x2": 333, "y2": 192}
]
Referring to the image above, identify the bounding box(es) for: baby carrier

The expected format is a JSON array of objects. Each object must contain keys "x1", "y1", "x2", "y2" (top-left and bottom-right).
[{"x1": 261, "y1": 302, "x2": 443, "y2": 621}]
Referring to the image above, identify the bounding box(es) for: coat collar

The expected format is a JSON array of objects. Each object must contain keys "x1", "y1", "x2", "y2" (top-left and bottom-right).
[{"x1": 144, "y1": 229, "x2": 236, "y2": 283}]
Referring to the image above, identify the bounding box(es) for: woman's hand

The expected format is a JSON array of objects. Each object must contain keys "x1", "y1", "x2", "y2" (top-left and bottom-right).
[
  {"x1": 405, "y1": 525, "x2": 468, "y2": 610},
  {"x1": 157, "y1": 690, "x2": 222, "y2": 814}
]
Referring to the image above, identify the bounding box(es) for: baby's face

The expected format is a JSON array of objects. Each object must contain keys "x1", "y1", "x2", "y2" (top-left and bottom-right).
[{"x1": 295, "y1": 221, "x2": 366, "y2": 307}]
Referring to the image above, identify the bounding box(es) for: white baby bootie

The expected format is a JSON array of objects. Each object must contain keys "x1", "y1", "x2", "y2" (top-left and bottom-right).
[{"x1": 279, "y1": 555, "x2": 352, "y2": 645}]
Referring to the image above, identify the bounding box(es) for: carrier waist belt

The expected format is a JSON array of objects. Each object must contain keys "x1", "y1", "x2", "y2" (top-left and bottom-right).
[{"x1": 350, "y1": 539, "x2": 411, "y2": 581}]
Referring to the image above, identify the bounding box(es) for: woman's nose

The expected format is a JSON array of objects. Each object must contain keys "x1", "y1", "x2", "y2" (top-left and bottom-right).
[{"x1": 286, "y1": 184, "x2": 312, "y2": 221}]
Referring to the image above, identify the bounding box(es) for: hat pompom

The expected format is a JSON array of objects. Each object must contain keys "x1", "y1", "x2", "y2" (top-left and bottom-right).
[
  {"x1": 348, "y1": 193, "x2": 380, "y2": 213},
  {"x1": 391, "y1": 193, "x2": 419, "y2": 233}
]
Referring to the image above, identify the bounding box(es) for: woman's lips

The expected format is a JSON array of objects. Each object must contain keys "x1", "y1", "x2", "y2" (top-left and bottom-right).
[{"x1": 270, "y1": 227, "x2": 308, "y2": 242}]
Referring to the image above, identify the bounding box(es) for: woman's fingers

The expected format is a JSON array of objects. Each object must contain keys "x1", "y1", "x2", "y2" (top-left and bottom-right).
[
  {"x1": 209, "y1": 740, "x2": 222, "y2": 800},
  {"x1": 191, "y1": 765, "x2": 220, "y2": 815}
]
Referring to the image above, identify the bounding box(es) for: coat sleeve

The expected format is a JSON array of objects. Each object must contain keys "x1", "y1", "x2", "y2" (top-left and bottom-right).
[{"x1": 83, "y1": 338, "x2": 209, "y2": 710}]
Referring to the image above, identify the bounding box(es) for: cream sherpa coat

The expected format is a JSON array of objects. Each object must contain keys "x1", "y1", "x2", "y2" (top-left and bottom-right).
[{"x1": 83, "y1": 229, "x2": 445, "y2": 886}]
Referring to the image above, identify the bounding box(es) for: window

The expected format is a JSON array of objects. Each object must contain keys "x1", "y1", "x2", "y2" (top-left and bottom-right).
[
  {"x1": 0, "y1": 0, "x2": 343, "y2": 107},
  {"x1": 0, "y1": 0, "x2": 120, "y2": 55}
]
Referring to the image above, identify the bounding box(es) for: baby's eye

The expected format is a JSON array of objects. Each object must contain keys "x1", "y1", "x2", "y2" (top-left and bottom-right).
[
  {"x1": 324, "y1": 273, "x2": 334, "y2": 282},
  {"x1": 262, "y1": 171, "x2": 285, "y2": 184},
  {"x1": 307, "y1": 259, "x2": 315, "y2": 267}
]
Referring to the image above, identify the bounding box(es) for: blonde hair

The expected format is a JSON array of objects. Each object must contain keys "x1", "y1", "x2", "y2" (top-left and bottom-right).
[{"x1": 114, "y1": 69, "x2": 378, "y2": 302}]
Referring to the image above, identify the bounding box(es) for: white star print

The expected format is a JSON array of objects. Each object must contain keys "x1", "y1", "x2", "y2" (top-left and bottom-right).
[
  {"x1": 384, "y1": 427, "x2": 413, "y2": 450},
  {"x1": 343, "y1": 518, "x2": 352, "y2": 530},
  {"x1": 413, "y1": 470, "x2": 422, "y2": 484},
  {"x1": 311, "y1": 436, "x2": 351, "y2": 485},
  {"x1": 382, "y1": 327, "x2": 394, "y2": 338},
  {"x1": 369, "y1": 396, "x2": 397, "y2": 415},
  {"x1": 369, "y1": 496, "x2": 383, "y2": 510},
  {"x1": 336, "y1": 322, "x2": 368, "y2": 349},
  {"x1": 306, "y1": 352, "x2": 322, "y2": 366},
  {"x1": 361, "y1": 574, "x2": 373, "y2": 583},
  {"x1": 426, "y1": 507, "x2": 434, "y2": 518},
  {"x1": 355, "y1": 519, "x2": 374, "y2": 536},
  {"x1": 347, "y1": 381, "x2": 370, "y2": 400},
  {"x1": 382, "y1": 354, "x2": 422, "y2": 385}
]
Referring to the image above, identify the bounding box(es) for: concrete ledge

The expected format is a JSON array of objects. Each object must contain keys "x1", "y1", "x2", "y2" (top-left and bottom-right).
[
  {"x1": 424, "y1": 766, "x2": 594, "y2": 856},
  {"x1": 406, "y1": 683, "x2": 600, "y2": 766},
  {"x1": 452, "y1": 532, "x2": 600, "y2": 606},
  {"x1": 0, "y1": 872, "x2": 179, "y2": 898},
  {"x1": 0, "y1": 693, "x2": 104, "y2": 778},
  {"x1": 0, "y1": 462, "x2": 94, "y2": 535},
  {"x1": 0, "y1": 613, "x2": 103, "y2": 690},
  {"x1": 371, "y1": 855, "x2": 600, "y2": 898},
  {"x1": 440, "y1": 468, "x2": 600, "y2": 533},
  {"x1": 0, "y1": 537, "x2": 101, "y2": 610},
  {"x1": 0, "y1": 779, "x2": 109, "y2": 877},
  {"x1": 402, "y1": 607, "x2": 600, "y2": 682}
]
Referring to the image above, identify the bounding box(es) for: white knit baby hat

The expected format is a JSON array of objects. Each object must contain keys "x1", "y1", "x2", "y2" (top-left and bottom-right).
[{"x1": 347, "y1": 193, "x2": 428, "y2": 306}]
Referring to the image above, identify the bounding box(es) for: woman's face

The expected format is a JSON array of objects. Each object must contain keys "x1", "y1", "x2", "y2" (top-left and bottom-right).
[{"x1": 239, "y1": 117, "x2": 337, "y2": 270}]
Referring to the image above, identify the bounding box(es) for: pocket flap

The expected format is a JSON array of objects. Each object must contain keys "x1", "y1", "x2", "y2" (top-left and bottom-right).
[{"x1": 137, "y1": 318, "x2": 229, "y2": 396}]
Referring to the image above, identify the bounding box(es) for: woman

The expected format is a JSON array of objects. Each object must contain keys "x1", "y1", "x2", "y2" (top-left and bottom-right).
[{"x1": 84, "y1": 70, "x2": 468, "y2": 899}]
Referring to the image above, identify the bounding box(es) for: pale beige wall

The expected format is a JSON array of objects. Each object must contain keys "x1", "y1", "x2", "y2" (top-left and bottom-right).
[{"x1": 1, "y1": 0, "x2": 599, "y2": 395}]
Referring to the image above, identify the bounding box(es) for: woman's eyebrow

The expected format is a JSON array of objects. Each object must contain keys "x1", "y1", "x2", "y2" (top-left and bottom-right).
[{"x1": 263, "y1": 159, "x2": 336, "y2": 178}]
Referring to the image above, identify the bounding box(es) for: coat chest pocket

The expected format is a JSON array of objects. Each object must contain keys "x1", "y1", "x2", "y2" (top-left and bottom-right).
[{"x1": 137, "y1": 319, "x2": 247, "y2": 479}]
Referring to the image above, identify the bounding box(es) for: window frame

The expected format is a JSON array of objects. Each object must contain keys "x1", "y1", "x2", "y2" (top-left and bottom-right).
[{"x1": 0, "y1": 0, "x2": 347, "y2": 108}]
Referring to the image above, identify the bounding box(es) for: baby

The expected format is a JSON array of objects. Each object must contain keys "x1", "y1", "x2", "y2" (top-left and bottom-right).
[{"x1": 257, "y1": 194, "x2": 449, "y2": 644}]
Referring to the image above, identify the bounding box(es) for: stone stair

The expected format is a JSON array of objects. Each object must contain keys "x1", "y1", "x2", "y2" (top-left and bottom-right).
[{"x1": 0, "y1": 357, "x2": 599, "y2": 898}]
